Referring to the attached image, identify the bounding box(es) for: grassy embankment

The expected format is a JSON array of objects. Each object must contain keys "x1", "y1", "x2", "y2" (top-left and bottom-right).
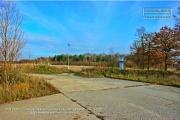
[
  {"x1": 22, "y1": 64, "x2": 67, "y2": 74},
  {"x1": 76, "y1": 68, "x2": 180, "y2": 87},
  {"x1": 0, "y1": 65, "x2": 62, "y2": 104}
]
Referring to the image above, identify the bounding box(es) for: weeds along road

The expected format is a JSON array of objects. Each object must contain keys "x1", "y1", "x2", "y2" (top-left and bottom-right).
[{"x1": 0, "y1": 73, "x2": 180, "y2": 120}]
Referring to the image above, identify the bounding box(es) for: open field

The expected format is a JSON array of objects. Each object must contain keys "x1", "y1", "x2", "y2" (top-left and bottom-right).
[
  {"x1": 1, "y1": 64, "x2": 179, "y2": 105},
  {"x1": 0, "y1": 73, "x2": 179, "y2": 120},
  {"x1": 50, "y1": 65, "x2": 94, "y2": 72},
  {"x1": 10, "y1": 64, "x2": 94, "y2": 73}
]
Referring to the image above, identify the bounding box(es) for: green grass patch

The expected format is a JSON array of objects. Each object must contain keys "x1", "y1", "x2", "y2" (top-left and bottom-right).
[{"x1": 76, "y1": 68, "x2": 180, "y2": 87}]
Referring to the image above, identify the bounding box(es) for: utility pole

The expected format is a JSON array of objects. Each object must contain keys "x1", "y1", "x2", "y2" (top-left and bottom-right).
[{"x1": 67, "y1": 44, "x2": 70, "y2": 70}]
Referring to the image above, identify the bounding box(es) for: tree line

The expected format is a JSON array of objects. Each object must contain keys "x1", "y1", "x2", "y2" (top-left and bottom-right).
[
  {"x1": 126, "y1": 7, "x2": 180, "y2": 71},
  {"x1": 52, "y1": 52, "x2": 120, "y2": 67}
]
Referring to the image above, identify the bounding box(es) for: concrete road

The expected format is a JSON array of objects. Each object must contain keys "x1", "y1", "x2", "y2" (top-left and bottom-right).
[{"x1": 0, "y1": 73, "x2": 180, "y2": 120}]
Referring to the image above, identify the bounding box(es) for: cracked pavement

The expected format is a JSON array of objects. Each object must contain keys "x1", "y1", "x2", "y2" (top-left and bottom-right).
[{"x1": 0, "y1": 73, "x2": 180, "y2": 120}]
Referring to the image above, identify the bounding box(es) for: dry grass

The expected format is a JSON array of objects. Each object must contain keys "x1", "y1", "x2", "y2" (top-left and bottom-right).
[
  {"x1": 19, "y1": 64, "x2": 62, "y2": 74},
  {"x1": 0, "y1": 74, "x2": 60, "y2": 104},
  {"x1": 51, "y1": 65, "x2": 94, "y2": 72},
  {"x1": 0, "y1": 63, "x2": 60, "y2": 104},
  {"x1": 76, "y1": 68, "x2": 180, "y2": 87}
]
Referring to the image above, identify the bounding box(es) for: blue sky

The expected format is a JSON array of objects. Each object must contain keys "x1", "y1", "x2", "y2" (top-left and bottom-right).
[{"x1": 15, "y1": 1, "x2": 179, "y2": 59}]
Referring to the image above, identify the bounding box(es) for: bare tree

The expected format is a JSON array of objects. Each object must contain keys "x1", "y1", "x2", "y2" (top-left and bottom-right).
[
  {"x1": 144, "y1": 32, "x2": 155, "y2": 70},
  {"x1": 173, "y1": 6, "x2": 180, "y2": 69},
  {"x1": 0, "y1": 0, "x2": 27, "y2": 90},
  {"x1": 0, "y1": 0, "x2": 27, "y2": 62},
  {"x1": 109, "y1": 47, "x2": 118, "y2": 67},
  {"x1": 173, "y1": 6, "x2": 180, "y2": 31},
  {"x1": 135, "y1": 26, "x2": 146, "y2": 70},
  {"x1": 130, "y1": 40, "x2": 141, "y2": 54}
]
